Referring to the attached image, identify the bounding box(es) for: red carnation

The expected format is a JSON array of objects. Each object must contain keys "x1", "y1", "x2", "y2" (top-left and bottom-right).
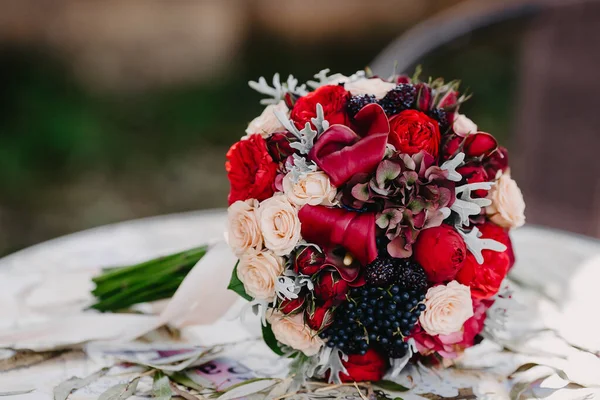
[
  {"x1": 456, "y1": 222, "x2": 513, "y2": 299},
  {"x1": 306, "y1": 305, "x2": 334, "y2": 331},
  {"x1": 280, "y1": 295, "x2": 306, "y2": 315},
  {"x1": 314, "y1": 270, "x2": 349, "y2": 308},
  {"x1": 388, "y1": 110, "x2": 441, "y2": 159},
  {"x1": 225, "y1": 134, "x2": 278, "y2": 205},
  {"x1": 413, "y1": 224, "x2": 467, "y2": 283},
  {"x1": 338, "y1": 349, "x2": 387, "y2": 383},
  {"x1": 293, "y1": 246, "x2": 326, "y2": 276},
  {"x1": 290, "y1": 85, "x2": 350, "y2": 129}
]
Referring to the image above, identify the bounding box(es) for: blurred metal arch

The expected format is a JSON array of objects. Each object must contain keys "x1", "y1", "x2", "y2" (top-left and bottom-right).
[{"x1": 370, "y1": 0, "x2": 544, "y2": 76}]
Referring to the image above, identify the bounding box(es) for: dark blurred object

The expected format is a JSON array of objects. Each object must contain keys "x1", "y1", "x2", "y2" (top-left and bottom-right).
[
  {"x1": 0, "y1": 0, "x2": 459, "y2": 255},
  {"x1": 372, "y1": 0, "x2": 600, "y2": 239}
]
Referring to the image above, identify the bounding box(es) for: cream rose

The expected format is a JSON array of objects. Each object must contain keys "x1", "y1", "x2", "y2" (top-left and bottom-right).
[
  {"x1": 237, "y1": 250, "x2": 284, "y2": 301},
  {"x1": 267, "y1": 310, "x2": 323, "y2": 356},
  {"x1": 419, "y1": 280, "x2": 474, "y2": 336},
  {"x1": 258, "y1": 195, "x2": 302, "y2": 255},
  {"x1": 486, "y1": 171, "x2": 526, "y2": 229},
  {"x1": 244, "y1": 101, "x2": 288, "y2": 138},
  {"x1": 227, "y1": 199, "x2": 262, "y2": 255},
  {"x1": 344, "y1": 78, "x2": 396, "y2": 99},
  {"x1": 453, "y1": 113, "x2": 478, "y2": 137},
  {"x1": 282, "y1": 171, "x2": 336, "y2": 207}
]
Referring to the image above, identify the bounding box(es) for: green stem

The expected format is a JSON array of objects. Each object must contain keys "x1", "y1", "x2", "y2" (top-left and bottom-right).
[{"x1": 89, "y1": 245, "x2": 207, "y2": 312}]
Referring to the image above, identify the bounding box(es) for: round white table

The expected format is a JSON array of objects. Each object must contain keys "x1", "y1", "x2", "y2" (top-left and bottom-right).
[{"x1": 1, "y1": 210, "x2": 600, "y2": 399}]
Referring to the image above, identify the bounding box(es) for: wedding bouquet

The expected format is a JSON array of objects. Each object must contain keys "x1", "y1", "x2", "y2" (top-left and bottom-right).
[{"x1": 92, "y1": 68, "x2": 525, "y2": 385}]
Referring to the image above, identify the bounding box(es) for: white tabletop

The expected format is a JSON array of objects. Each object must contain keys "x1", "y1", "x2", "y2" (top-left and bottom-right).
[{"x1": 1, "y1": 210, "x2": 600, "y2": 399}]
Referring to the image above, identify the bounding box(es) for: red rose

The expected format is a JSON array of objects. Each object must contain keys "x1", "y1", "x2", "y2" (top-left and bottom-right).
[
  {"x1": 279, "y1": 295, "x2": 306, "y2": 315},
  {"x1": 306, "y1": 305, "x2": 334, "y2": 331},
  {"x1": 415, "y1": 83, "x2": 432, "y2": 111},
  {"x1": 484, "y1": 146, "x2": 509, "y2": 178},
  {"x1": 463, "y1": 132, "x2": 497, "y2": 158},
  {"x1": 309, "y1": 103, "x2": 389, "y2": 187},
  {"x1": 338, "y1": 349, "x2": 387, "y2": 382},
  {"x1": 225, "y1": 134, "x2": 278, "y2": 205},
  {"x1": 314, "y1": 270, "x2": 349, "y2": 307},
  {"x1": 293, "y1": 246, "x2": 326, "y2": 276},
  {"x1": 442, "y1": 135, "x2": 462, "y2": 161},
  {"x1": 457, "y1": 164, "x2": 490, "y2": 198},
  {"x1": 456, "y1": 222, "x2": 512, "y2": 299},
  {"x1": 388, "y1": 110, "x2": 441, "y2": 158},
  {"x1": 438, "y1": 90, "x2": 459, "y2": 109},
  {"x1": 266, "y1": 132, "x2": 297, "y2": 162},
  {"x1": 413, "y1": 224, "x2": 467, "y2": 283},
  {"x1": 290, "y1": 85, "x2": 350, "y2": 129},
  {"x1": 413, "y1": 299, "x2": 491, "y2": 358}
]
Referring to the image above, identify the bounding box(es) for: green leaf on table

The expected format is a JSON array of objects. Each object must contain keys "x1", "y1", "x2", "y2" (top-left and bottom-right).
[
  {"x1": 227, "y1": 261, "x2": 252, "y2": 301},
  {"x1": 53, "y1": 367, "x2": 109, "y2": 400},
  {"x1": 262, "y1": 322, "x2": 284, "y2": 356},
  {"x1": 169, "y1": 371, "x2": 215, "y2": 391},
  {"x1": 373, "y1": 380, "x2": 410, "y2": 392},
  {"x1": 98, "y1": 377, "x2": 140, "y2": 400},
  {"x1": 0, "y1": 389, "x2": 35, "y2": 396},
  {"x1": 217, "y1": 378, "x2": 279, "y2": 400},
  {"x1": 152, "y1": 372, "x2": 172, "y2": 400}
]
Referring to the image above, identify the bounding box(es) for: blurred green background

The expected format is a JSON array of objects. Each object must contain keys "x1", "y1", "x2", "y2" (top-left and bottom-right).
[{"x1": 2, "y1": 0, "x2": 597, "y2": 255}]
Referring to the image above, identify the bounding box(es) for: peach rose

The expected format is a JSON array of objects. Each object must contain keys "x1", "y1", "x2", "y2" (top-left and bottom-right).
[
  {"x1": 244, "y1": 101, "x2": 288, "y2": 138},
  {"x1": 237, "y1": 250, "x2": 284, "y2": 301},
  {"x1": 282, "y1": 171, "x2": 336, "y2": 207},
  {"x1": 419, "y1": 280, "x2": 474, "y2": 336},
  {"x1": 344, "y1": 78, "x2": 397, "y2": 99},
  {"x1": 258, "y1": 195, "x2": 302, "y2": 256},
  {"x1": 227, "y1": 199, "x2": 262, "y2": 256},
  {"x1": 453, "y1": 113, "x2": 478, "y2": 137},
  {"x1": 267, "y1": 309, "x2": 324, "y2": 356},
  {"x1": 486, "y1": 171, "x2": 525, "y2": 229}
]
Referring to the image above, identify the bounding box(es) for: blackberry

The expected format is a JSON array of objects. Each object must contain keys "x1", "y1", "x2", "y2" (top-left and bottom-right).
[
  {"x1": 397, "y1": 259, "x2": 428, "y2": 292},
  {"x1": 346, "y1": 94, "x2": 377, "y2": 118},
  {"x1": 378, "y1": 84, "x2": 416, "y2": 116},
  {"x1": 365, "y1": 257, "x2": 400, "y2": 286},
  {"x1": 428, "y1": 108, "x2": 449, "y2": 132},
  {"x1": 321, "y1": 283, "x2": 426, "y2": 359}
]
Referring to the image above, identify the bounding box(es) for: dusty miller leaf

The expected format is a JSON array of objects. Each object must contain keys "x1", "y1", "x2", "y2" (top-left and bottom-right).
[
  {"x1": 286, "y1": 154, "x2": 318, "y2": 183},
  {"x1": 153, "y1": 372, "x2": 172, "y2": 400},
  {"x1": 458, "y1": 226, "x2": 507, "y2": 264},
  {"x1": 440, "y1": 152, "x2": 464, "y2": 182},
  {"x1": 53, "y1": 367, "x2": 109, "y2": 400},
  {"x1": 248, "y1": 73, "x2": 307, "y2": 105},
  {"x1": 450, "y1": 182, "x2": 493, "y2": 227},
  {"x1": 98, "y1": 377, "x2": 140, "y2": 400}
]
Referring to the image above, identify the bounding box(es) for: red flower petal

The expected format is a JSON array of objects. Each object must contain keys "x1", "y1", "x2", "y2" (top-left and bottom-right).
[
  {"x1": 309, "y1": 104, "x2": 389, "y2": 187},
  {"x1": 463, "y1": 132, "x2": 497, "y2": 158}
]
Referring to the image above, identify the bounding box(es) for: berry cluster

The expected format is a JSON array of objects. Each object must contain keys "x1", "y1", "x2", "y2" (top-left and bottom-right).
[
  {"x1": 320, "y1": 284, "x2": 426, "y2": 359},
  {"x1": 366, "y1": 257, "x2": 428, "y2": 292},
  {"x1": 378, "y1": 84, "x2": 417, "y2": 116},
  {"x1": 347, "y1": 94, "x2": 377, "y2": 117}
]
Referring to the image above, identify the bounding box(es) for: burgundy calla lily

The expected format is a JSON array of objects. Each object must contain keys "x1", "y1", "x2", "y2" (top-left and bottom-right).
[
  {"x1": 298, "y1": 205, "x2": 378, "y2": 271},
  {"x1": 308, "y1": 103, "x2": 389, "y2": 187}
]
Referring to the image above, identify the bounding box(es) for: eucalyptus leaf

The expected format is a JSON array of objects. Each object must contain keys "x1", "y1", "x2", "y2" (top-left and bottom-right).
[
  {"x1": 168, "y1": 383, "x2": 198, "y2": 400},
  {"x1": 373, "y1": 380, "x2": 410, "y2": 392},
  {"x1": 98, "y1": 377, "x2": 140, "y2": 400},
  {"x1": 262, "y1": 322, "x2": 284, "y2": 356},
  {"x1": 0, "y1": 389, "x2": 35, "y2": 396},
  {"x1": 217, "y1": 378, "x2": 278, "y2": 400},
  {"x1": 227, "y1": 262, "x2": 252, "y2": 301},
  {"x1": 53, "y1": 367, "x2": 109, "y2": 400},
  {"x1": 153, "y1": 373, "x2": 172, "y2": 400},
  {"x1": 168, "y1": 371, "x2": 212, "y2": 391}
]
